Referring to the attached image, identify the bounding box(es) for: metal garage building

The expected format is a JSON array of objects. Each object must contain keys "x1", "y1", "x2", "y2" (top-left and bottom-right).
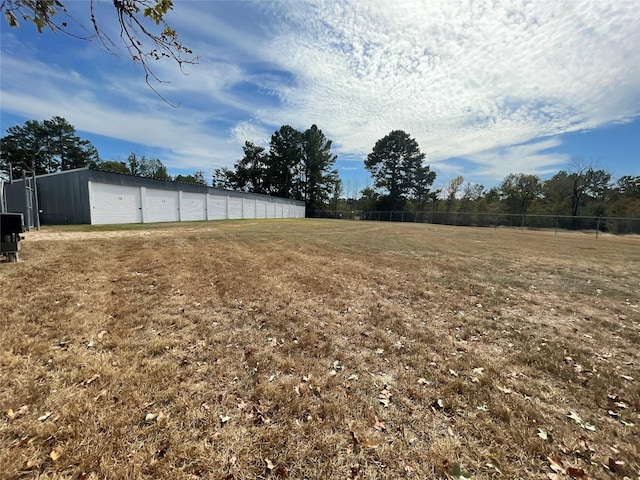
[{"x1": 5, "y1": 168, "x2": 305, "y2": 227}]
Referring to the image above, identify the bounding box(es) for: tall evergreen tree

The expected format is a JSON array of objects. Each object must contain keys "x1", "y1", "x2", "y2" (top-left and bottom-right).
[
  {"x1": 301, "y1": 125, "x2": 338, "y2": 212},
  {"x1": 365, "y1": 130, "x2": 434, "y2": 210},
  {"x1": 266, "y1": 125, "x2": 304, "y2": 199},
  {"x1": 0, "y1": 117, "x2": 98, "y2": 177},
  {"x1": 232, "y1": 142, "x2": 269, "y2": 194}
]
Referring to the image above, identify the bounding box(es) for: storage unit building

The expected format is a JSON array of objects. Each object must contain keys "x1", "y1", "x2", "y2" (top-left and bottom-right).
[{"x1": 5, "y1": 168, "x2": 305, "y2": 227}]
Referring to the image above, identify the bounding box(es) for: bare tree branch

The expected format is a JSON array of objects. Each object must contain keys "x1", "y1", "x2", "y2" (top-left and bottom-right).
[{"x1": 1, "y1": 0, "x2": 198, "y2": 105}]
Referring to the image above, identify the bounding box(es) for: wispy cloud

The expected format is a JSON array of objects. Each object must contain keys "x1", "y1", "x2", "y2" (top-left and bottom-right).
[
  {"x1": 1, "y1": 0, "x2": 638, "y2": 184},
  {"x1": 252, "y1": 0, "x2": 639, "y2": 177}
]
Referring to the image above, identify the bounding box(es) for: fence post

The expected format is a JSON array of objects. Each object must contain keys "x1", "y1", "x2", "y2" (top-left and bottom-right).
[
  {"x1": 555, "y1": 215, "x2": 559, "y2": 236},
  {"x1": 401, "y1": 211, "x2": 404, "y2": 222},
  {"x1": 494, "y1": 213, "x2": 498, "y2": 230},
  {"x1": 596, "y1": 216, "x2": 601, "y2": 239},
  {"x1": 521, "y1": 214, "x2": 526, "y2": 231}
]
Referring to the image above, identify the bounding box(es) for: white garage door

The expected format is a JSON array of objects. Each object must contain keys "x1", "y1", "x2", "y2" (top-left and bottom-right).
[
  {"x1": 146, "y1": 189, "x2": 179, "y2": 223},
  {"x1": 256, "y1": 200, "x2": 267, "y2": 218},
  {"x1": 228, "y1": 197, "x2": 242, "y2": 219},
  {"x1": 180, "y1": 192, "x2": 206, "y2": 221},
  {"x1": 243, "y1": 198, "x2": 256, "y2": 219},
  {"x1": 207, "y1": 194, "x2": 227, "y2": 220},
  {"x1": 89, "y1": 182, "x2": 142, "y2": 225}
]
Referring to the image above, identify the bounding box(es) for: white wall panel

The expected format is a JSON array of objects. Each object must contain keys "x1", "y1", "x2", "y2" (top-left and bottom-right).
[
  {"x1": 207, "y1": 194, "x2": 227, "y2": 220},
  {"x1": 243, "y1": 198, "x2": 256, "y2": 219},
  {"x1": 256, "y1": 200, "x2": 267, "y2": 219},
  {"x1": 146, "y1": 189, "x2": 179, "y2": 223},
  {"x1": 89, "y1": 182, "x2": 142, "y2": 225},
  {"x1": 88, "y1": 180, "x2": 303, "y2": 225},
  {"x1": 180, "y1": 192, "x2": 206, "y2": 221},
  {"x1": 267, "y1": 201, "x2": 276, "y2": 219},
  {"x1": 228, "y1": 197, "x2": 243, "y2": 219}
]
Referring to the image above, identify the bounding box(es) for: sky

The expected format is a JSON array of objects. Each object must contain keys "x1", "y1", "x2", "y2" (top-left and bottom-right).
[{"x1": 1, "y1": 0, "x2": 639, "y2": 196}]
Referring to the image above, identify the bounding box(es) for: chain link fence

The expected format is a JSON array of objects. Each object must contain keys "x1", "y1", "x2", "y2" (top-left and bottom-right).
[{"x1": 308, "y1": 210, "x2": 640, "y2": 235}]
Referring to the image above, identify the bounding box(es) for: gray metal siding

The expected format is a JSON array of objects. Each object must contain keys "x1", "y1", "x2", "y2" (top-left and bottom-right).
[
  {"x1": 6, "y1": 169, "x2": 91, "y2": 225},
  {"x1": 4, "y1": 168, "x2": 305, "y2": 225}
]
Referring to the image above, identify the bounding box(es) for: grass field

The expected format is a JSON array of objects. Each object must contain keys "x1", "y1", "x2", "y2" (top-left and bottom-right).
[{"x1": 1, "y1": 219, "x2": 639, "y2": 479}]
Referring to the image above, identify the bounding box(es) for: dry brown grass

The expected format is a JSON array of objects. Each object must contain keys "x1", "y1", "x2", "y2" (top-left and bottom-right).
[{"x1": 1, "y1": 219, "x2": 639, "y2": 479}]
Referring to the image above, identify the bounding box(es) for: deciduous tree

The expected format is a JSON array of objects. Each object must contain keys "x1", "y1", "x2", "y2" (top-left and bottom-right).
[
  {"x1": 499, "y1": 173, "x2": 541, "y2": 214},
  {"x1": 126, "y1": 152, "x2": 170, "y2": 180}
]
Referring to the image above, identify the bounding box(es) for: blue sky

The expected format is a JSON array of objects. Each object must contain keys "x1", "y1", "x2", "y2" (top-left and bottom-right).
[{"x1": 1, "y1": 0, "x2": 639, "y2": 196}]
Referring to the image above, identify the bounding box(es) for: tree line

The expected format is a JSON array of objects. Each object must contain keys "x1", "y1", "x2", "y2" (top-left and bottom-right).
[
  {"x1": 344, "y1": 166, "x2": 638, "y2": 220},
  {"x1": 1, "y1": 117, "x2": 638, "y2": 220},
  {"x1": 212, "y1": 125, "x2": 340, "y2": 212}
]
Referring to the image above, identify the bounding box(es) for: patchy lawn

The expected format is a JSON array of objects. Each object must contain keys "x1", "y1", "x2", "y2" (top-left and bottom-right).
[{"x1": 1, "y1": 219, "x2": 638, "y2": 479}]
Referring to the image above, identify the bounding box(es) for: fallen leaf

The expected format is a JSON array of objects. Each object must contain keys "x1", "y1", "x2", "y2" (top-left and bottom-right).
[
  {"x1": 38, "y1": 412, "x2": 53, "y2": 422},
  {"x1": 472, "y1": 367, "x2": 485, "y2": 375},
  {"x1": 144, "y1": 413, "x2": 158, "y2": 423},
  {"x1": 417, "y1": 378, "x2": 429, "y2": 385},
  {"x1": 497, "y1": 385, "x2": 513, "y2": 394},
  {"x1": 50, "y1": 447, "x2": 63, "y2": 461},
  {"x1": 548, "y1": 456, "x2": 566, "y2": 474},
  {"x1": 220, "y1": 414, "x2": 231, "y2": 424},
  {"x1": 537, "y1": 428, "x2": 548, "y2": 441},
  {"x1": 449, "y1": 369, "x2": 458, "y2": 377},
  {"x1": 567, "y1": 411, "x2": 583, "y2": 424},
  {"x1": 620, "y1": 374, "x2": 634, "y2": 381},
  {"x1": 378, "y1": 389, "x2": 392, "y2": 408},
  {"x1": 362, "y1": 438, "x2": 378, "y2": 449},
  {"x1": 7, "y1": 405, "x2": 28, "y2": 420},
  {"x1": 567, "y1": 466, "x2": 586, "y2": 478},
  {"x1": 372, "y1": 415, "x2": 386, "y2": 431},
  {"x1": 265, "y1": 458, "x2": 275, "y2": 470}
]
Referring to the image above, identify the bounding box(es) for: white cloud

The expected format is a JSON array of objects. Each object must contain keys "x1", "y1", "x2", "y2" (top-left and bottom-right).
[
  {"x1": 1, "y1": 0, "x2": 638, "y2": 184},
  {"x1": 464, "y1": 138, "x2": 570, "y2": 177},
  {"x1": 251, "y1": 0, "x2": 639, "y2": 179},
  {"x1": 230, "y1": 121, "x2": 271, "y2": 147}
]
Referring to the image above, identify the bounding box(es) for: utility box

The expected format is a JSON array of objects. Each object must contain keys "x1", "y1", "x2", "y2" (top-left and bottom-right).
[{"x1": 1, "y1": 213, "x2": 25, "y2": 262}]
